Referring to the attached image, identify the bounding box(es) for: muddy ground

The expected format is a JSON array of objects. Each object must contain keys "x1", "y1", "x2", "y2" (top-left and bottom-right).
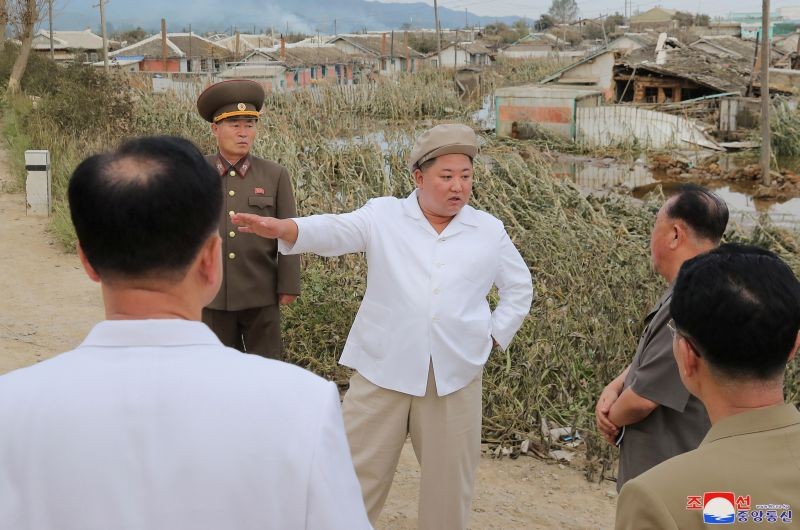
[{"x1": 0, "y1": 144, "x2": 617, "y2": 529}]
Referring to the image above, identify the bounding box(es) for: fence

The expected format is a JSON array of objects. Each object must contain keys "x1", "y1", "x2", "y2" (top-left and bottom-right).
[{"x1": 576, "y1": 105, "x2": 722, "y2": 150}]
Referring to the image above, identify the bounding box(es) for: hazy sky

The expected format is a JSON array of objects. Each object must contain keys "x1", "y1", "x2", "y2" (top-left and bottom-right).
[{"x1": 381, "y1": 0, "x2": 800, "y2": 19}]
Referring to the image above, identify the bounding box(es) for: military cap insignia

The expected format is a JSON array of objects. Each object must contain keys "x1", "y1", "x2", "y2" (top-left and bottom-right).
[{"x1": 237, "y1": 103, "x2": 246, "y2": 111}]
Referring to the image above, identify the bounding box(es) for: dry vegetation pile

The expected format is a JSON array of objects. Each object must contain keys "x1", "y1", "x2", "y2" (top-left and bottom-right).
[{"x1": 3, "y1": 59, "x2": 799, "y2": 482}]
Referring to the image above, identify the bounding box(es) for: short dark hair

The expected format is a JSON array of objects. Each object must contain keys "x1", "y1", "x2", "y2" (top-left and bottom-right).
[
  {"x1": 666, "y1": 184, "x2": 728, "y2": 242},
  {"x1": 68, "y1": 136, "x2": 222, "y2": 281},
  {"x1": 672, "y1": 243, "x2": 800, "y2": 381}
]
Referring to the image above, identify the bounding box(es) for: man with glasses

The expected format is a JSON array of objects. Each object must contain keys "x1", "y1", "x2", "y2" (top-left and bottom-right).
[
  {"x1": 616, "y1": 244, "x2": 800, "y2": 529},
  {"x1": 595, "y1": 185, "x2": 729, "y2": 491},
  {"x1": 197, "y1": 80, "x2": 300, "y2": 359}
]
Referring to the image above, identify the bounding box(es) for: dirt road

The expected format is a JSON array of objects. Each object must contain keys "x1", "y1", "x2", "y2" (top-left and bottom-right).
[{"x1": 0, "y1": 144, "x2": 617, "y2": 529}]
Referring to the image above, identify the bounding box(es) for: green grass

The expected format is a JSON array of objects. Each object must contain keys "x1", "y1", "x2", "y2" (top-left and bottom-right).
[{"x1": 0, "y1": 96, "x2": 33, "y2": 192}]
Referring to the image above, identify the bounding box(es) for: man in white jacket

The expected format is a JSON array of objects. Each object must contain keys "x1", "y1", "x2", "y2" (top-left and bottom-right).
[
  {"x1": 0, "y1": 136, "x2": 370, "y2": 530},
  {"x1": 233, "y1": 124, "x2": 534, "y2": 529}
]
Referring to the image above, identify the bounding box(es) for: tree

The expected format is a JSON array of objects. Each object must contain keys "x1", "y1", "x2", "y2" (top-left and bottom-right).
[
  {"x1": 114, "y1": 26, "x2": 147, "y2": 45},
  {"x1": 0, "y1": 0, "x2": 8, "y2": 45},
  {"x1": 695, "y1": 14, "x2": 710, "y2": 26},
  {"x1": 407, "y1": 32, "x2": 438, "y2": 54},
  {"x1": 512, "y1": 19, "x2": 529, "y2": 36},
  {"x1": 548, "y1": 0, "x2": 578, "y2": 24},
  {"x1": 583, "y1": 23, "x2": 605, "y2": 41},
  {"x1": 560, "y1": 28, "x2": 582, "y2": 46},
  {"x1": 605, "y1": 13, "x2": 625, "y2": 32},
  {"x1": 671, "y1": 11, "x2": 710, "y2": 28},
  {"x1": 672, "y1": 11, "x2": 695, "y2": 28},
  {"x1": 483, "y1": 22, "x2": 509, "y2": 36},
  {"x1": 6, "y1": 0, "x2": 43, "y2": 98},
  {"x1": 536, "y1": 14, "x2": 557, "y2": 30}
]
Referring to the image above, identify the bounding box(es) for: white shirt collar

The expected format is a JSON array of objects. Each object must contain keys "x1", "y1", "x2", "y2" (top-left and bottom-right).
[
  {"x1": 80, "y1": 319, "x2": 222, "y2": 348},
  {"x1": 402, "y1": 189, "x2": 479, "y2": 228}
]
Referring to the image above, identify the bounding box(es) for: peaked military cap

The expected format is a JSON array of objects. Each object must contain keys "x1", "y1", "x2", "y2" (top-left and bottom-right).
[{"x1": 196, "y1": 79, "x2": 265, "y2": 123}]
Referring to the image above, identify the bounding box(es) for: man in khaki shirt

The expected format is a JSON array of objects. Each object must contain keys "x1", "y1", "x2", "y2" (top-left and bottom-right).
[
  {"x1": 616, "y1": 244, "x2": 800, "y2": 529},
  {"x1": 595, "y1": 185, "x2": 728, "y2": 490},
  {"x1": 197, "y1": 80, "x2": 300, "y2": 359}
]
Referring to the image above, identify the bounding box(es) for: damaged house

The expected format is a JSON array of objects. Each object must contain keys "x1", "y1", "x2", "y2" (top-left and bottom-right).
[
  {"x1": 613, "y1": 40, "x2": 753, "y2": 103},
  {"x1": 506, "y1": 32, "x2": 798, "y2": 148},
  {"x1": 542, "y1": 35, "x2": 756, "y2": 104}
]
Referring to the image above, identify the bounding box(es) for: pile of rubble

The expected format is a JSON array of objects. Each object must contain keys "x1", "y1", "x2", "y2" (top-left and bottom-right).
[{"x1": 648, "y1": 153, "x2": 800, "y2": 201}]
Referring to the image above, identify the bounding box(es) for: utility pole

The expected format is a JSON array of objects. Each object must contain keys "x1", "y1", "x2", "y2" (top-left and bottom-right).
[
  {"x1": 760, "y1": 0, "x2": 771, "y2": 185},
  {"x1": 334, "y1": 19, "x2": 337, "y2": 36},
  {"x1": 99, "y1": 0, "x2": 108, "y2": 71},
  {"x1": 161, "y1": 17, "x2": 167, "y2": 72},
  {"x1": 601, "y1": 14, "x2": 607, "y2": 46},
  {"x1": 454, "y1": 29, "x2": 458, "y2": 67},
  {"x1": 433, "y1": 0, "x2": 441, "y2": 68},
  {"x1": 404, "y1": 30, "x2": 410, "y2": 73},
  {"x1": 464, "y1": 8, "x2": 468, "y2": 29},
  {"x1": 48, "y1": 0, "x2": 54, "y2": 60}
]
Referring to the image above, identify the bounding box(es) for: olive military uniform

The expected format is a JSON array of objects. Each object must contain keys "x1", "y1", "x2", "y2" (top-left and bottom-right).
[
  {"x1": 197, "y1": 80, "x2": 300, "y2": 359},
  {"x1": 617, "y1": 287, "x2": 711, "y2": 491},
  {"x1": 202, "y1": 154, "x2": 300, "y2": 358}
]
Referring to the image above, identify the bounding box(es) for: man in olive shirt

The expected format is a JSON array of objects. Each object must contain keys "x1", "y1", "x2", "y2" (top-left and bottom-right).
[
  {"x1": 616, "y1": 244, "x2": 800, "y2": 529},
  {"x1": 197, "y1": 80, "x2": 300, "y2": 359},
  {"x1": 595, "y1": 185, "x2": 728, "y2": 491}
]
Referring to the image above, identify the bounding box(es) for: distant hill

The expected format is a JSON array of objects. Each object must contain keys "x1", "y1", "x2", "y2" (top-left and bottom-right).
[{"x1": 50, "y1": 0, "x2": 523, "y2": 35}]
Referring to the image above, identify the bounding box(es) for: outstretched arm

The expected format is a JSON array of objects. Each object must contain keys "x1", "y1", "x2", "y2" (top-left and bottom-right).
[
  {"x1": 236, "y1": 200, "x2": 376, "y2": 257},
  {"x1": 232, "y1": 213, "x2": 299, "y2": 244}
]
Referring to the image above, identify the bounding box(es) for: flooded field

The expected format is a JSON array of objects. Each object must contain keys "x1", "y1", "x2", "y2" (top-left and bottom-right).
[{"x1": 550, "y1": 153, "x2": 800, "y2": 230}]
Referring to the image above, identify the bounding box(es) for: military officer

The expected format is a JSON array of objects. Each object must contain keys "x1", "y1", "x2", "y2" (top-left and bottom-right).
[{"x1": 197, "y1": 79, "x2": 300, "y2": 359}]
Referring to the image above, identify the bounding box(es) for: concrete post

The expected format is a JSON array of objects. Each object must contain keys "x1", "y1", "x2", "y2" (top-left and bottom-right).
[{"x1": 25, "y1": 150, "x2": 51, "y2": 216}]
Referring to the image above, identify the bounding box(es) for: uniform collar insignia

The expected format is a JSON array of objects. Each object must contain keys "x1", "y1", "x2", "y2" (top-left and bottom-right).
[{"x1": 216, "y1": 153, "x2": 251, "y2": 178}]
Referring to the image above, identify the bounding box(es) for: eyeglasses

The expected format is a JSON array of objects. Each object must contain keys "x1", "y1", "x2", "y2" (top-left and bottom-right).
[
  {"x1": 667, "y1": 318, "x2": 677, "y2": 338},
  {"x1": 667, "y1": 319, "x2": 703, "y2": 358}
]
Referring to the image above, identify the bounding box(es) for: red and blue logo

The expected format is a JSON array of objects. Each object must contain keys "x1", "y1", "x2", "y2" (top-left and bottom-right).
[
  {"x1": 687, "y1": 492, "x2": 792, "y2": 524},
  {"x1": 703, "y1": 492, "x2": 736, "y2": 525}
]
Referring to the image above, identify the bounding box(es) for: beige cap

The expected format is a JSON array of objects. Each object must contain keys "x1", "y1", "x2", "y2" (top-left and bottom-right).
[
  {"x1": 408, "y1": 124, "x2": 478, "y2": 172},
  {"x1": 196, "y1": 79, "x2": 265, "y2": 123}
]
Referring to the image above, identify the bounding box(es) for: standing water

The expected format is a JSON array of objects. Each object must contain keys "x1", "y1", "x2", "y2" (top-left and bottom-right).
[{"x1": 549, "y1": 153, "x2": 800, "y2": 230}]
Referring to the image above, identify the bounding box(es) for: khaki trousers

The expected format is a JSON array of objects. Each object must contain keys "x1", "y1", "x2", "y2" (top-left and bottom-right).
[{"x1": 342, "y1": 365, "x2": 482, "y2": 530}]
